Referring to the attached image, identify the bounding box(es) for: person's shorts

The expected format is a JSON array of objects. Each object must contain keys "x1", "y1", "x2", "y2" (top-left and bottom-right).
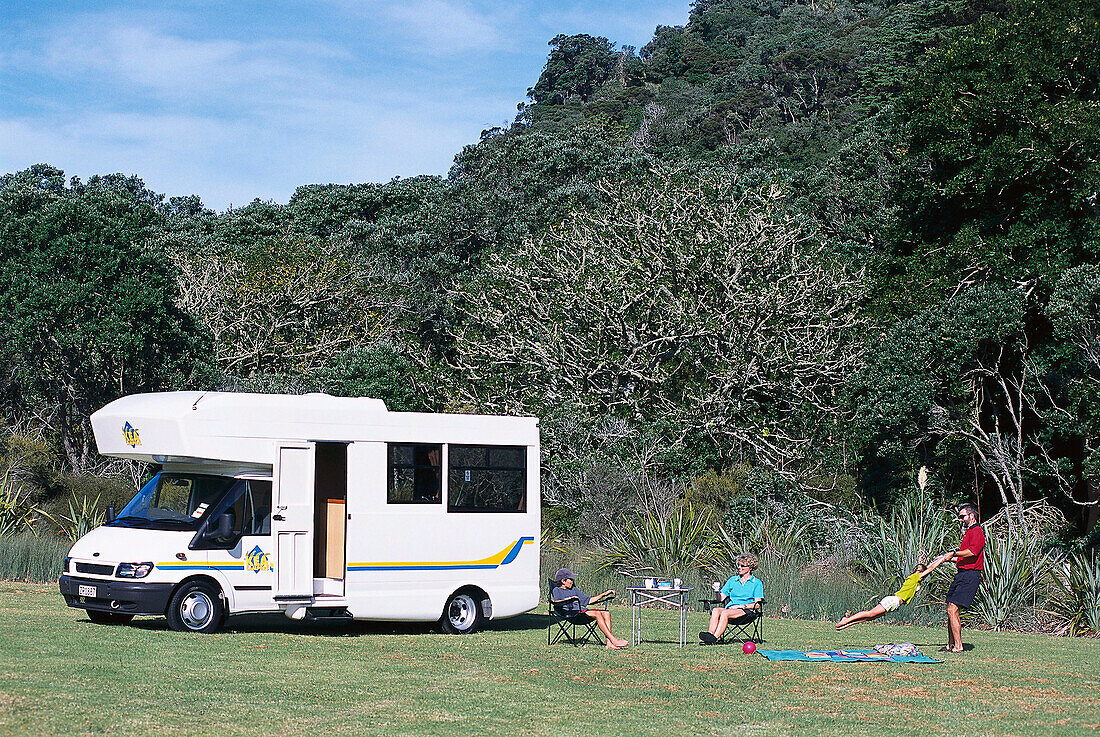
[
  {"x1": 946, "y1": 568, "x2": 983, "y2": 608},
  {"x1": 879, "y1": 595, "x2": 903, "y2": 612}
]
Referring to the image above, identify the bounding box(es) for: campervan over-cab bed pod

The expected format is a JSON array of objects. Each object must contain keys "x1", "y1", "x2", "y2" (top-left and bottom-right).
[{"x1": 59, "y1": 392, "x2": 540, "y2": 634}]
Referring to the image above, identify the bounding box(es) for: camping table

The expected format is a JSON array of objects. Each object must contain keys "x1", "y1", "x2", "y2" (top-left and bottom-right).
[{"x1": 627, "y1": 586, "x2": 694, "y2": 647}]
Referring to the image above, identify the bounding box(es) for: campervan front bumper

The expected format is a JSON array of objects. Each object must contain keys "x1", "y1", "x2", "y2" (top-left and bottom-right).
[{"x1": 59, "y1": 575, "x2": 175, "y2": 616}]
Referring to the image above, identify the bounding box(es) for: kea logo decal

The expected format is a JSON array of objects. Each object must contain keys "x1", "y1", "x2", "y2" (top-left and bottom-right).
[
  {"x1": 123, "y1": 422, "x2": 141, "y2": 448},
  {"x1": 246, "y1": 545, "x2": 272, "y2": 573}
]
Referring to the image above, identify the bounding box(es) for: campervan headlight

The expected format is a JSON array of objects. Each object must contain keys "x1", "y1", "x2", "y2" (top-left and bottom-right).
[
  {"x1": 63, "y1": 557, "x2": 71, "y2": 573},
  {"x1": 116, "y1": 562, "x2": 154, "y2": 579}
]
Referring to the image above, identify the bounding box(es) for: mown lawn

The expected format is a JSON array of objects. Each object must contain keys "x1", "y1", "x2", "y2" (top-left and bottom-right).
[{"x1": 1, "y1": 581, "x2": 1097, "y2": 737}]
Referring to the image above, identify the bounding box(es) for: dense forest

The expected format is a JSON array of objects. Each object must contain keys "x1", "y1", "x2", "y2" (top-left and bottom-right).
[{"x1": 2, "y1": 0, "x2": 1099, "y2": 550}]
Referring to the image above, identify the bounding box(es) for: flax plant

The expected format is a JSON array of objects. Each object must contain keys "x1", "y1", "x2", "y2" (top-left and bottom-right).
[
  {"x1": 599, "y1": 505, "x2": 723, "y2": 579},
  {"x1": 971, "y1": 532, "x2": 1055, "y2": 630},
  {"x1": 853, "y1": 492, "x2": 954, "y2": 594},
  {"x1": 718, "y1": 511, "x2": 810, "y2": 565},
  {"x1": 0, "y1": 469, "x2": 48, "y2": 537},
  {"x1": 1048, "y1": 550, "x2": 1100, "y2": 636},
  {"x1": 59, "y1": 493, "x2": 105, "y2": 542}
]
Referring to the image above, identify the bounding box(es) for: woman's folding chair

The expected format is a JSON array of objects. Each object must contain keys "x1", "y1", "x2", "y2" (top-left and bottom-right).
[
  {"x1": 547, "y1": 580, "x2": 603, "y2": 646},
  {"x1": 716, "y1": 599, "x2": 766, "y2": 645}
]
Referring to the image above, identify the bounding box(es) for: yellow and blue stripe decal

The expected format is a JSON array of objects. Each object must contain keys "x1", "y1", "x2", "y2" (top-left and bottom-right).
[
  {"x1": 156, "y1": 561, "x2": 249, "y2": 571},
  {"x1": 157, "y1": 545, "x2": 273, "y2": 573},
  {"x1": 347, "y1": 536, "x2": 534, "y2": 572}
]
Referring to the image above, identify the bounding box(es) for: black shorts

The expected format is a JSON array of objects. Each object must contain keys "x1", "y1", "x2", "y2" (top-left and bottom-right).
[{"x1": 946, "y1": 568, "x2": 982, "y2": 608}]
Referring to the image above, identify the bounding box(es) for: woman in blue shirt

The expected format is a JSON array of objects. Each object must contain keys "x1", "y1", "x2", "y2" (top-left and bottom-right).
[{"x1": 700, "y1": 553, "x2": 764, "y2": 644}]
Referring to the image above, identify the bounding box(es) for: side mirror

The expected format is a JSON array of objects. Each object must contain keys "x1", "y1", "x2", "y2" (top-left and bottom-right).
[
  {"x1": 105, "y1": 506, "x2": 116, "y2": 524},
  {"x1": 215, "y1": 512, "x2": 233, "y2": 539},
  {"x1": 189, "y1": 511, "x2": 237, "y2": 550}
]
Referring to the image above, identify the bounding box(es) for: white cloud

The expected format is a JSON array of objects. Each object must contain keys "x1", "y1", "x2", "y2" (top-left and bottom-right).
[
  {"x1": 377, "y1": 0, "x2": 512, "y2": 55},
  {"x1": 42, "y1": 20, "x2": 350, "y2": 102},
  {"x1": 1, "y1": 2, "x2": 690, "y2": 209},
  {"x1": 0, "y1": 82, "x2": 513, "y2": 211},
  {"x1": 533, "y1": 3, "x2": 687, "y2": 50}
]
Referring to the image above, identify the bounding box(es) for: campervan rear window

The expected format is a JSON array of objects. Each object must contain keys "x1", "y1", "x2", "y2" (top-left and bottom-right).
[
  {"x1": 387, "y1": 443, "x2": 442, "y2": 504},
  {"x1": 447, "y1": 445, "x2": 526, "y2": 513}
]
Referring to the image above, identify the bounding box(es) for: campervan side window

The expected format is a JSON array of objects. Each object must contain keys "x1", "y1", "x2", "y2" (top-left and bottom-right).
[
  {"x1": 387, "y1": 443, "x2": 442, "y2": 504},
  {"x1": 225, "y1": 480, "x2": 272, "y2": 536},
  {"x1": 447, "y1": 445, "x2": 526, "y2": 513},
  {"x1": 196, "y1": 478, "x2": 272, "y2": 543}
]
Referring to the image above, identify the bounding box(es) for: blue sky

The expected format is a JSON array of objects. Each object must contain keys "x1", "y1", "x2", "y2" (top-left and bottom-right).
[{"x1": 0, "y1": 1, "x2": 690, "y2": 210}]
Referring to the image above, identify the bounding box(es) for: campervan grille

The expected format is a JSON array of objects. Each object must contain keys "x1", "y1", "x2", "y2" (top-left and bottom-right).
[{"x1": 75, "y1": 562, "x2": 115, "y2": 576}]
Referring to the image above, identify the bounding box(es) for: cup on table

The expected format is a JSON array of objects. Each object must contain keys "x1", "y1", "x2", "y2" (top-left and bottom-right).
[
  {"x1": 645, "y1": 578, "x2": 655, "y2": 589},
  {"x1": 673, "y1": 578, "x2": 682, "y2": 588}
]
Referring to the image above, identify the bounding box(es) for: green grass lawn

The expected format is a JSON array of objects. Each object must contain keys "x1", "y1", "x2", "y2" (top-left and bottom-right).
[{"x1": 1, "y1": 581, "x2": 1097, "y2": 737}]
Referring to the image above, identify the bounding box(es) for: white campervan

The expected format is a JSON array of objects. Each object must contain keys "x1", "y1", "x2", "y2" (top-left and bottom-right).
[{"x1": 59, "y1": 392, "x2": 540, "y2": 634}]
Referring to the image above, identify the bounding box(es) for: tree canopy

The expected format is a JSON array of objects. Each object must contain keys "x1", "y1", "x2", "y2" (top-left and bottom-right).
[{"x1": 2, "y1": 0, "x2": 1098, "y2": 533}]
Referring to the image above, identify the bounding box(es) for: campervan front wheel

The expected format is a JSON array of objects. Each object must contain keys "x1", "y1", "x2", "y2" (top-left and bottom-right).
[
  {"x1": 166, "y1": 581, "x2": 225, "y2": 634},
  {"x1": 440, "y1": 590, "x2": 484, "y2": 634}
]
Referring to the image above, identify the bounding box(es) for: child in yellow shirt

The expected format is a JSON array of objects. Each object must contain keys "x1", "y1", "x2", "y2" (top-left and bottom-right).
[{"x1": 836, "y1": 553, "x2": 949, "y2": 630}]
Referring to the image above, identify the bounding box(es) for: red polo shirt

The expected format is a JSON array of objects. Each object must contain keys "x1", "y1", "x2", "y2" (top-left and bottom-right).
[{"x1": 958, "y1": 524, "x2": 985, "y2": 570}]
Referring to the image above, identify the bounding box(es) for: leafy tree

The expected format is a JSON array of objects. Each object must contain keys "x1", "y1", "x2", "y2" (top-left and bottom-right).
[
  {"x1": 850, "y1": 286, "x2": 1029, "y2": 505},
  {"x1": 310, "y1": 344, "x2": 427, "y2": 412},
  {"x1": 867, "y1": 0, "x2": 1100, "y2": 529},
  {"x1": 170, "y1": 235, "x2": 399, "y2": 380},
  {"x1": 893, "y1": 0, "x2": 1100, "y2": 299},
  {"x1": 1044, "y1": 265, "x2": 1100, "y2": 531},
  {"x1": 0, "y1": 165, "x2": 209, "y2": 469},
  {"x1": 447, "y1": 166, "x2": 868, "y2": 478},
  {"x1": 527, "y1": 34, "x2": 618, "y2": 105}
]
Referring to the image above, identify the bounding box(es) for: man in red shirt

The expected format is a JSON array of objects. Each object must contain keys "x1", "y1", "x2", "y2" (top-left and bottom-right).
[{"x1": 942, "y1": 503, "x2": 985, "y2": 653}]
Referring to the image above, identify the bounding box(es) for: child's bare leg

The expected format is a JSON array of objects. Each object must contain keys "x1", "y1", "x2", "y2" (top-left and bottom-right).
[
  {"x1": 836, "y1": 604, "x2": 887, "y2": 630},
  {"x1": 589, "y1": 610, "x2": 627, "y2": 646}
]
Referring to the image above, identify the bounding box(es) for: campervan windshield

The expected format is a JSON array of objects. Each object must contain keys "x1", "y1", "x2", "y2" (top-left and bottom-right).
[{"x1": 109, "y1": 472, "x2": 236, "y2": 530}]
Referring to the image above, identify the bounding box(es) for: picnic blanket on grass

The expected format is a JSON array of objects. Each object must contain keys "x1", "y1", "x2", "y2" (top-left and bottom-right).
[{"x1": 757, "y1": 649, "x2": 939, "y2": 663}]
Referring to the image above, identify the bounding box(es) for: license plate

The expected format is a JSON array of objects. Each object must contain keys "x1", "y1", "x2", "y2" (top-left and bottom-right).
[{"x1": 78, "y1": 585, "x2": 97, "y2": 598}]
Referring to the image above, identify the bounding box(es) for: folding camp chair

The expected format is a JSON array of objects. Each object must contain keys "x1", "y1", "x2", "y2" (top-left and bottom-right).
[
  {"x1": 547, "y1": 580, "x2": 604, "y2": 647},
  {"x1": 715, "y1": 598, "x2": 766, "y2": 645}
]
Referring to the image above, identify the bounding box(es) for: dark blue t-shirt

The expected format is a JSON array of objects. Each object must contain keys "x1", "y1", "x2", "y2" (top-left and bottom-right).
[{"x1": 552, "y1": 586, "x2": 591, "y2": 613}]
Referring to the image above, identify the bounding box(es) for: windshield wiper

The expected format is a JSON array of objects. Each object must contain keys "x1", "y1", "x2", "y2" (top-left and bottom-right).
[
  {"x1": 110, "y1": 516, "x2": 154, "y2": 527},
  {"x1": 109, "y1": 516, "x2": 197, "y2": 529},
  {"x1": 148, "y1": 518, "x2": 200, "y2": 529}
]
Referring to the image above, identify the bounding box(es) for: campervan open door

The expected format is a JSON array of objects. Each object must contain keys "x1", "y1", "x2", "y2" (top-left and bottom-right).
[{"x1": 272, "y1": 443, "x2": 315, "y2": 602}]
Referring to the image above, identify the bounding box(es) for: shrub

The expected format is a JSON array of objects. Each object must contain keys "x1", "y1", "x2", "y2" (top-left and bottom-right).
[
  {"x1": 1, "y1": 431, "x2": 57, "y2": 491},
  {"x1": 46, "y1": 473, "x2": 135, "y2": 518},
  {"x1": 684, "y1": 466, "x2": 750, "y2": 520}
]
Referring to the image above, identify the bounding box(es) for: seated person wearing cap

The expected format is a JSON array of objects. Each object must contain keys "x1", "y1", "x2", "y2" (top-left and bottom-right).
[
  {"x1": 551, "y1": 568, "x2": 628, "y2": 649},
  {"x1": 699, "y1": 553, "x2": 764, "y2": 644}
]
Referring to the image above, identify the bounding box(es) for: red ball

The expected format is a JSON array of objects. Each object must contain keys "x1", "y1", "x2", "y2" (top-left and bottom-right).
[{"x1": 742, "y1": 641, "x2": 757, "y2": 654}]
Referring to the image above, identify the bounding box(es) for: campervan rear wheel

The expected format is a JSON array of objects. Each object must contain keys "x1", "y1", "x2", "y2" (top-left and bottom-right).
[
  {"x1": 440, "y1": 591, "x2": 484, "y2": 634},
  {"x1": 87, "y1": 610, "x2": 133, "y2": 625},
  {"x1": 166, "y1": 581, "x2": 225, "y2": 633}
]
